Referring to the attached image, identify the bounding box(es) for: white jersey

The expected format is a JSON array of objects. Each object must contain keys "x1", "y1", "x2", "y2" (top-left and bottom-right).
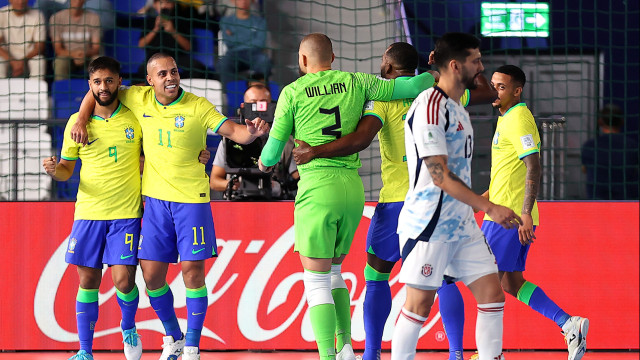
[{"x1": 398, "y1": 86, "x2": 480, "y2": 247}]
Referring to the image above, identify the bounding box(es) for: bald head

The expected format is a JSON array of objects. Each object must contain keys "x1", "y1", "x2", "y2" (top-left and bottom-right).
[
  {"x1": 298, "y1": 33, "x2": 334, "y2": 74},
  {"x1": 244, "y1": 85, "x2": 271, "y2": 103}
]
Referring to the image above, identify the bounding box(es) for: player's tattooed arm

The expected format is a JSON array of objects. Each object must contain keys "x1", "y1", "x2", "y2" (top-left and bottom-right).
[
  {"x1": 521, "y1": 153, "x2": 541, "y2": 215},
  {"x1": 424, "y1": 155, "x2": 446, "y2": 185},
  {"x1": 423, "y1": 154, "x2": 522, "y2": 229}
]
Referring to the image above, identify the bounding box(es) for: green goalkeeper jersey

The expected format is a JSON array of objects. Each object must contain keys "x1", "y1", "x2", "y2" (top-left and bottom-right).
[{"x1": 269, "y1": 70, "x2": 398, "y2": 173}]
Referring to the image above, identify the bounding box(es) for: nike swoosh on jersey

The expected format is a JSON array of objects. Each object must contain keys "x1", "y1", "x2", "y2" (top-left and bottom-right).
[
  {"x1": 87, "y1": 138, "x2": 99, "y2": 145},
  {"x1": 192, "y1": 248, "x2": 205, "y2": 254},
  {"x1": 120, "y1": 254, "x2": 134, "y2": 259},
  {"x1": 143, "y1": 113, "x2": 152, "y2": 117},
  {"x1": 191, "y1": 312, "x2": 205, "y2": 316}
]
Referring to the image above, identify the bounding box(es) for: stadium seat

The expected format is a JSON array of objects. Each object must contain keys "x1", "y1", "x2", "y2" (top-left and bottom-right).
[
  {"x1": 193, "y1": 28, "x2": 216, "y2": 70},
  {"x1": 51, "y1": 79, "x2": 88, "y2": 120},
  {"x1": 181, "y1": 78, "x2": 224, "y2": 110},
  {"x1": 104, "y1": 29, "x2": 146, "y2": 77},
  {"x1": 0, "y1": 79, "x2": 51, "y2": 200},
  {"x1": 112, "y1": 0, "x2": 147, "y2": 14}
]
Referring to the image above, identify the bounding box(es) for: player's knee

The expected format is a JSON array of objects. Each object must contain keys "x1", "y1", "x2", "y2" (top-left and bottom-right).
[
  {"x1": 303, "y1": 270, "x2": 333, "y2": 307},
  {"x1": 330, "y1": 264, "x2": 347, "y2": 290},
  {"x1": 181, "y1": 261, "x2": 206, "y2": 288}
]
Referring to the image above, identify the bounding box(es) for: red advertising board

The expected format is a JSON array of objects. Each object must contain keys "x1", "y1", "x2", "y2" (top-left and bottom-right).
[{"x1": 0, "y1": 201, "x2": 638, "y2": 351}]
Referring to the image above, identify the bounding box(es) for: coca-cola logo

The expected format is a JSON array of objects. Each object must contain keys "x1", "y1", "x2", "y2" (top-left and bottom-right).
[{"x1": 33, "y1": 205, "x2": 442, "y2": 346}]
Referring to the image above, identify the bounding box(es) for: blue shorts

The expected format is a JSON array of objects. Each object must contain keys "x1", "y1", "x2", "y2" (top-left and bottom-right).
[
  {"x1": 482, "y1": 220, "x2": 537, "y2": 272},
  {"x1": 139, "y1": 197, "x2": 217, "y2": 263},
  {"x1": 365, "y1": 202, "x2": 403, "y2": 262},
  {"x1": 65, "y1": 218, "x2": 141, "y2": 268}
]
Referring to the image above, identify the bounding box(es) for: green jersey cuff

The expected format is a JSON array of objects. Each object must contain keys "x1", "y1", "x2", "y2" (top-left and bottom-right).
[
  {"x1": 391, "y1": 72, "x2": 435, "y2": 100},
  {"x1": 260, "y1": 136, "x2": 286, "y2": 167}
]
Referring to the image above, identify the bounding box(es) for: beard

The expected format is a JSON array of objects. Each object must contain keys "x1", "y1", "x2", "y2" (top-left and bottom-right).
[
  {"x1": 463, "y1": 72, "x2": 480, "y2": 90},
  {"x1": 93, "y1": 88, "x2": 118, "y2": 106}
]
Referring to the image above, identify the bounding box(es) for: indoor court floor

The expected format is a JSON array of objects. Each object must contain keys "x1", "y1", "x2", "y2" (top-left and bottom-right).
[{"x1": 0, "y1": 351, "x2": 637, "y2": 360}]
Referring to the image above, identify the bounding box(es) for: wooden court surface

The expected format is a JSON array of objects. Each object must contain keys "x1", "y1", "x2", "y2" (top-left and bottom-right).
[{"x1": 0, "y1": 351, "x2": 637, "y2": 360}]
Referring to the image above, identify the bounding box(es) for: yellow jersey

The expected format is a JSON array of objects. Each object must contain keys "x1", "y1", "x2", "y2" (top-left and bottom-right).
[
  {"x1": 484, "y1": 103, "x2": 541, "y2": 224},
  {"x1": 61, "y1": 103, "x2": 143, "y2": 220},
  {"x1": 119, "y1": 86, "x2": 227, "y2": 203}
]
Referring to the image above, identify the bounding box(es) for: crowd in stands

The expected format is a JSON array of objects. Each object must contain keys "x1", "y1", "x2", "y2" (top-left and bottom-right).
[{"x1": 0, "y1": 0, "x2": 271, "y2": 86}]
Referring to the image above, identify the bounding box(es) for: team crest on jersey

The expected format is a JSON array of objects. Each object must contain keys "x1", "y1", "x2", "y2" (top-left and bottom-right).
[
  {"x1": 68, "y1": 237, "x2": 77, "y2": 253},
  {"x1": 175, "y1": 115, "x2": 185, "y2": 128},
  {"x1": 364, "y1": 100, "x2": 374, "y2": 111},
  {"x1": 422, "y1": 264, "x2": 433, "y2": 277},
  {"x1": 493, "y1": 131, "x2": 500, "y2": 145},
  {"x1": 124, "y1": 126, "x2": 135, "y2": 143}
]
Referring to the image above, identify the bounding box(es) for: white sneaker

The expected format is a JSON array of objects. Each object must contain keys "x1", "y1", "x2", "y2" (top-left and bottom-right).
[
  {"x1": 159, "y1": 334, "x2": 185, "y2": 360},
  {"x1": 563, "y1": 316, "x2": 589, "y2": 360},
  {"x1": 182, "y1": 346, "x2": 200, "y2": 360},
  {"x1": 336, "y1": 344, "x2": 356, "y2": 360},
  {"x1": 122, "y1": 326, "x2": 142, "y2": 360}
]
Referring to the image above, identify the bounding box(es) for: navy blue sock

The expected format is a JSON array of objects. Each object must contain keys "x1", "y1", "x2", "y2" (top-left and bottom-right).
[
  {"x1": 147, "y1": 284, "x2": 182, "y2": 340},
  {"x1": 76, "y1": 288, "x2": 99, "y2": 354},
  {"x1": 116, "y1": 285, "x2": 139, "y2": 330},
  {"x1": 185, "y1": 285, "x2": 208, "y2": 348},
  {"x1": 437, "y1": 280, "x2": 465, "y2": 360},
  {"x1": 363, "y1": 271, "x2": 391, "y2": 360}
]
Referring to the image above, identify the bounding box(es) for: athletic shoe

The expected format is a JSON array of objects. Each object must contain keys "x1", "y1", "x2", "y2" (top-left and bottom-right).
[
  {"x1": 68, "y1": 350, "x2": 94, "y2": 360},
  {"x1": 159, "y1": 334, "x2": 185, "y2": 360},
  {"x1": 336, "y1": 343, "x2": 356, "y2": 360},
  {"x1": 183, "y1": 346, "x2": 200, "y2": 360},
  {"x1": 122, "y1": 326, "x2": 142, "y2": 360},
  {"x1": 563, "y1": 316, "x2": 589, "y2": 360}
]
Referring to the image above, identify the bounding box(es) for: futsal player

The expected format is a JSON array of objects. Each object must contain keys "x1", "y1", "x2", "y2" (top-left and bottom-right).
[
  {"x1": 43, "y1": 56, "x2": 143, "y2": 360},
  {"x1": 292, "y1": 41, "x2": 498, "y2": 360},
  {"x1": 258, "y1": 33, "x2": 435, "y2": 360},
  {"x1": 462, "y1": 64, "x2": 589, "y2": 360},
  {"x1": 70, "y1": 53, "x2": 269, "y2": 360},
  {"x1": 391, "y1": 32, "x2": 522, "y2": 360}
]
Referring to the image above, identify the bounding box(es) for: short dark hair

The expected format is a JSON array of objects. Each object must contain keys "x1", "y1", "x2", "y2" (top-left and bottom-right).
[
  {"x1": 598, "y1": 103, "x2": 624, "y2": 129},
  {"x1": 495, "y1": 64, "x2": 526, "y2": 87},
  {"x1": 88, "y1": 56, "x2": 120, "y2": 76},
  {"x1": 147, "y1": 52, "x2": 174, "y2": 67},
  {"x1": 432, "y1": 32, "x2": 481, "y2": 70},
  {"x1": 386, "y1": 42, "x2": 418, "y2": 72}
]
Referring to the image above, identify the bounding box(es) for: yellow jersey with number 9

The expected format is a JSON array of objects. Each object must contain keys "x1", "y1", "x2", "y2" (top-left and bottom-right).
[
  {"x1": 61, "y1": 104, "x2": 142, "y2": 220},
  {"x1": 118, "y1": 86, "x2": 227, "y2": 203}
]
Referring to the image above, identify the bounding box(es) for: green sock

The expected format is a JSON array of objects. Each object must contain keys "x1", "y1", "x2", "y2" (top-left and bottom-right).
[
  {"x1": 332, "y1": 287, "x2": 351, "y2": 352},
  {"x1": 310, "y1": 303, "x2": 337, "y2": 360}
]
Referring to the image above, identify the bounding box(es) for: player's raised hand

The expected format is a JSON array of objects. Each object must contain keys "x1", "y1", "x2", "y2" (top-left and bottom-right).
[
  {"x1": 42, "y1": 156, "x2": 57, "y2": 177},
  {"x1": 518, "y1": 214, "x2": 536, "y2": 245},
  {"x1": 245, "y1": 117, "x2": 270, "y2": 137},
  {"x1": 258, "y1": 158, "x2": 274, "y2": 173},
  {"x1": 292, "y1": 139, "x2": 315, "y2": 165},
  {"x1": 70, "y1": 121, "x2": 89, "y2": 145},
  {"x1": 198, "y1": 149, "x2": 210, "y2": 164},
  {"x1": 486, "y1": 203, "x2": 522, "y2": 230}
]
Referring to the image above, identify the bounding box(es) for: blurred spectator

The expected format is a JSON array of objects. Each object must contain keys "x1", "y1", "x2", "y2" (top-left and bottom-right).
[
  {"x1": 218, "y1": 0, "x2": 270, "y2": 87},
  {"x1": 581, "y1": 103, "x2": 639, "y2": 200},
  {"x1": 210, "y1": 84, "x2": 298, "y2": 199},
  {"x1": 49, "y1": 0, "x2": 101, "y2": 80},
  {"x1": 0, "y1": 0, "x2": 46, "y2": 79},
  {"x1": 138, "y1": 0, "x2": 206, "y2": 79},
  {"x1": 35, "y1": 0, "x2": 114, "y2": 30}
]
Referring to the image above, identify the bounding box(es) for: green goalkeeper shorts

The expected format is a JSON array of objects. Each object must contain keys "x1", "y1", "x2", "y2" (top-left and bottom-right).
[{"x1": 294, "y1": 167, "x2": 365, "y2": 259}]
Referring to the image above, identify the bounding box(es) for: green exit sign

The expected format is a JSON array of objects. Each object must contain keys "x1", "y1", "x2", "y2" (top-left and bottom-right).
[{"x1": 481, "y1": 2, "x2": 549, "y2": 37}]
